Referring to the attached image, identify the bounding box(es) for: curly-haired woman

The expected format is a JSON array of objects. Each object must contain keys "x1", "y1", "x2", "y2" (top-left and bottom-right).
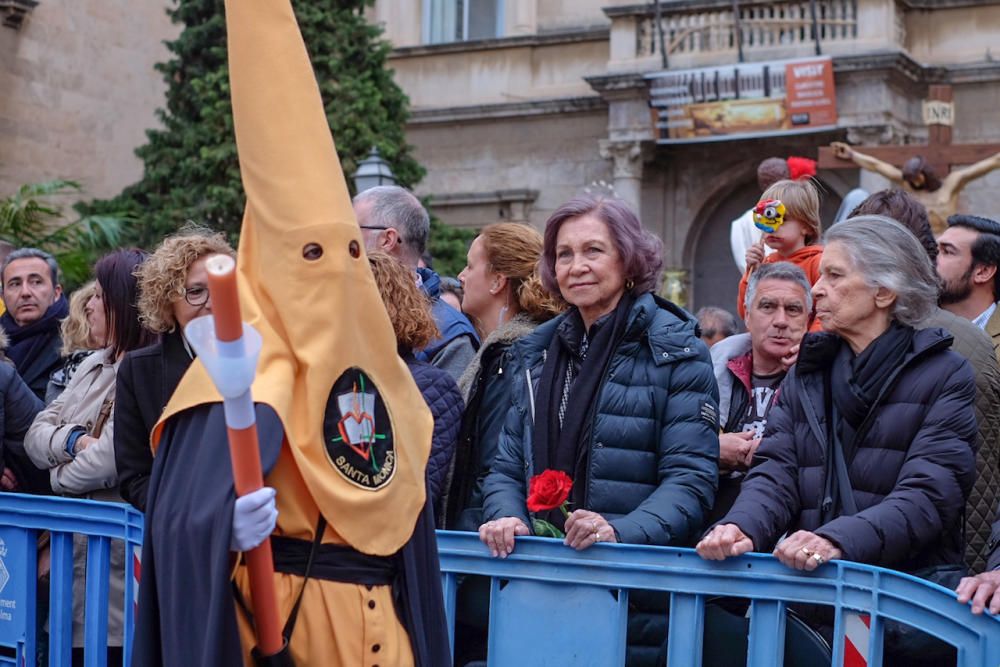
[
  {"x1": 114, "y1": 229, "x2": 235, "y2": 512},
  {"x1": 368, "y1": 251, "x2": 463, "y2": 505}
]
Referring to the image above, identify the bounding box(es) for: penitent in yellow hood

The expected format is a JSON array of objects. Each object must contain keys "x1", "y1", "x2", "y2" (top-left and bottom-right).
[{"x1": 152, "y1": 0, "x2": 433, "y2": 556}]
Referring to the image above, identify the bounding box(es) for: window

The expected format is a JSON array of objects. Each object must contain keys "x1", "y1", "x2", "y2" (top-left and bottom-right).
[{"x1": 424, "y1": 0, "x2": 503, "y2": 44}]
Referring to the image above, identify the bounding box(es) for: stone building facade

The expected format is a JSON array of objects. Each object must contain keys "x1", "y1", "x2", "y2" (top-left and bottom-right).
[
  {"x1": 0, "y1": 1, "x2": 178, "y2": 200},
  {"x1": 2, "y1": 2, "x2": 998, "y2": 313},
  {"x1": 377, "y1": 0, "x2": 1000, "y2": 312}
]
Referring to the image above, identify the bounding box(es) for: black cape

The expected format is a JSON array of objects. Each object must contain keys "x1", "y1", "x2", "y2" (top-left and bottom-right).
[{"x1": 132, "y1": 403, "x2": 451, "y2": 667}]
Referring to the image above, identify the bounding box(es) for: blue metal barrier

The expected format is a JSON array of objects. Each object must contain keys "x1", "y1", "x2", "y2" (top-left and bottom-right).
[
  {"x1": 437, "y1": 531, "x2": 1000, "y2": 667},
  {"x1": 0, "y1": 494, "x2": 142, "y2": 667},
  {"x1": 0, "y1": 496, "x2": 997, "y2": 667}
]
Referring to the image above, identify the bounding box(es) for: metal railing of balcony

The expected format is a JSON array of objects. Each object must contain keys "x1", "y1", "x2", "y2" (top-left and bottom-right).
[{"x1": 634, "y1": 0, "x2": 858, "y2": 60}]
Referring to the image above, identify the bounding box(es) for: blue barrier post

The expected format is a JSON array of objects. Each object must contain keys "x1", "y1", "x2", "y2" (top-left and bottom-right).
[
  {"x1": 0, "y1": 494, "x2": 142, "y2": 667},
  {"x1": 437, "y1": 531, "x2": 1000, "y2": 667},
  {"x1": 0, "y1": 497, "x2": 998, "y2": 667}
]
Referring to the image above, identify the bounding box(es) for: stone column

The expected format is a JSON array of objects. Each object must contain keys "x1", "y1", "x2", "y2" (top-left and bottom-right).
[
  {"x1": 598, "y1": 139, "x2": 648, "y2": 213},
  {"x1": 507, "y1": 0, "x2": 537, "y2": 37}
]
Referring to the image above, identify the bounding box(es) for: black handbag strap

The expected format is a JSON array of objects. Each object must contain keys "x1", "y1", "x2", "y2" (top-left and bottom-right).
[{"x1": 829, "y1": 404, "x2": 859, "y2": 516}]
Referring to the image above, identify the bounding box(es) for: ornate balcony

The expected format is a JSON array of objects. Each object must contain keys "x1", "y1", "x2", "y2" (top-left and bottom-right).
[{"x1": 605, "y1": 0, "x2": 904, "y2": 71}]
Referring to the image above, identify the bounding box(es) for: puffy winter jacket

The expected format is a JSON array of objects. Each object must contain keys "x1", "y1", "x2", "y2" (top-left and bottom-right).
[
  {"x1": 483, "y1": 293, "x2": 720, "y2": 546},
  {"x1": 404, "y1": 354, "x2": 463, "y2": 506},
  {"x1": 443, "y1": 315, "x2": 538, "y2": 531},
  {"x1": 723, "y1": 328, "x2": 977, "y2": 573}
]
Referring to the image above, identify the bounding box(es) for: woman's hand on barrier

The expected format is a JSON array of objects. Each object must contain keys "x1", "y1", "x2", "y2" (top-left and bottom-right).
[
  {"x1": 773, "y1": 531, "x2": 841, "y2": 571},
  {"x1": 956, "y1": 571, "x2": 1000, "y2": 615},
  {"x1": 696, "y1": 524, "x2": 754, "y2": 560},
  {"x1": 479, "y1": 517, "x2": 529, "y2": 558},
  {"x1": 230, "y1": 487, "x2": 278, "y2": 552},
  {"x1": 564, "y1": 510, "x2": 617, "y2": 550}
]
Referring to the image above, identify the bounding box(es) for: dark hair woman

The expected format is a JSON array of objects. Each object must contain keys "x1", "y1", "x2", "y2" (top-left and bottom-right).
[
  {"x1": 480, "y1": 196, "x2": 720, "y2": 666},
  {"x1": 698, "y1": 215, "x2": 977, "y2": 664},
  {"x1": 114, "y1": 229, "x2": 235, "y2": 512},
  {"x1": 24, "y1": 248, "x2": 156, "y2": 664}
]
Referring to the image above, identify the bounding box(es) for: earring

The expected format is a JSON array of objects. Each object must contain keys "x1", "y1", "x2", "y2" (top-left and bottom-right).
[{"x1": 625, "y1": 278, "x2": 635, "y2": 291}]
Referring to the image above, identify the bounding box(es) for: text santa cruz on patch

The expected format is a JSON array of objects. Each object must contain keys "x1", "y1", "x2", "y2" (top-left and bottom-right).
[{"x1": 323, "y1": 367, "x2": 396, "y2": 490}]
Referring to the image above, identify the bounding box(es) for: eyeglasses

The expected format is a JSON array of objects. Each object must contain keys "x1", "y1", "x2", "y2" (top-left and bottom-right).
[
  {"x1": 359, "y1": 225, "x2": 389, "y2": 231},
  {"x1": 183, "y1": 285, "x2": 210, "y2": 307}
]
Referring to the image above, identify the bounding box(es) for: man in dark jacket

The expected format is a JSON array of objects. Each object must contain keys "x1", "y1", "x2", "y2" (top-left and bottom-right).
[
  {"x1": 354, "y1": 186, "x2": 479, "y2": 380},
  {"x1": 0, "y1": 248, "x2": 67, "y2": 401},
  {"x1": 709, "y1": 262, "x2": 810, "y2": 522}
]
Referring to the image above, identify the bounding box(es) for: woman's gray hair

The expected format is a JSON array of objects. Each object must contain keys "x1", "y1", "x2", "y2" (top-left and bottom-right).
[{"x1": 824, "y1": 215, "x2": 939, "y2": 326}]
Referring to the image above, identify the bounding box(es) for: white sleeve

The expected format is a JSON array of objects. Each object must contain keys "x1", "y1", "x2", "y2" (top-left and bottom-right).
[{"x1": 730, "y1": 208, "x2": 760, "y2": 273}]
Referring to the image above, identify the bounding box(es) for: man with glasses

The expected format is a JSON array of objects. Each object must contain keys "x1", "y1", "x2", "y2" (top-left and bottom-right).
[{"x1": 354, "y1": 185, "x2": 479, "y2": 380}]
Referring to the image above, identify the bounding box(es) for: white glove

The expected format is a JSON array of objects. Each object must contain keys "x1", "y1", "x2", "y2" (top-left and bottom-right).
[{"x1": 230, "y1": 487, "x2": 278, "y2": 552}]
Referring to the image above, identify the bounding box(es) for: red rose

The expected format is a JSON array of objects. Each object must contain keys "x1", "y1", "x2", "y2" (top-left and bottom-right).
[{"x1": 526, "y1": 469, "x2": 573, "y2": 513}]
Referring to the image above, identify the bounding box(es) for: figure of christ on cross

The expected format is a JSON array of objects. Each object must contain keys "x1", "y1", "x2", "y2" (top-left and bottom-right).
[{"x1": 818, "y1": 85, "x2": 1000, "y2": 234}]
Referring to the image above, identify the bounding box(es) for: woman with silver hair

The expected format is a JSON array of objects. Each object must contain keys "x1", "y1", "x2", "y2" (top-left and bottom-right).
[{"x1": 698, "y1": 215, "x2": 977, "y2": 663}]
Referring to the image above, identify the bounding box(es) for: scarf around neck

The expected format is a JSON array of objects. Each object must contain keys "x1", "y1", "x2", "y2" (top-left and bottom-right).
[
  {"x1": 531, "y1": 293, "x2": 634, "y2": 528},
  {"x1": 830, "y1": 321, "x2": 915, "y2": 434},
  {"x1": 2, "y1": 295, "x2": 68, "y2": 370}
]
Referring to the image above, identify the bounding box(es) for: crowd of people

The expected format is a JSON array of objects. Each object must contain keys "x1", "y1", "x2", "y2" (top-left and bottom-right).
[{"x1": 0, "y1": 174, "x2": 997, "y2": 664}]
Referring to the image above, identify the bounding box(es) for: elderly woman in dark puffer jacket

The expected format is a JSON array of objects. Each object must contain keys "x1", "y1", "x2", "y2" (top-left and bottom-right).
[
  {"x1": 481, "y1": 196, "x2": 719, "y2": 666},
  {"x1": 698, "y1": 216, "x2": 977, "y2": 664}
]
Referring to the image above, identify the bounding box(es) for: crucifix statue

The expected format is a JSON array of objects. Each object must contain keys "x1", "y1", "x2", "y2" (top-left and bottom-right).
[{"x1": 818, "y1": 85, "x2": 1000, "y2": 233}]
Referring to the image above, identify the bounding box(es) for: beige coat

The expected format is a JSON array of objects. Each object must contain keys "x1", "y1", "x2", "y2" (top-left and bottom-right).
[{"x1": 24, "y1": 348, "x2": 124, "y2": 646}]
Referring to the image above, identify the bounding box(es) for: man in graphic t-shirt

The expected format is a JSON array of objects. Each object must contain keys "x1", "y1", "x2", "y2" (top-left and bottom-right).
[{"x1": 707, "y1": 262, "x2": 812, "y2": 522}]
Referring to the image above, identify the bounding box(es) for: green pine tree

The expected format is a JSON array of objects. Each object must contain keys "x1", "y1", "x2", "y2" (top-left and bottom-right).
[{"x1": 84, "y1": 0, "x2": 436, "y2": 252}]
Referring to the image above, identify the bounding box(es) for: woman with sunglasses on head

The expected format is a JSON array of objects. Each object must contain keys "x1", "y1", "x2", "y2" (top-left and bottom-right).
[{"x1": 113, "y1": 229, "x2": 236, "y2": 513}]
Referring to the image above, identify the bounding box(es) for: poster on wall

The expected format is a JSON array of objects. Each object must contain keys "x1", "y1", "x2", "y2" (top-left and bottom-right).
[{"x1": 647, "y1": 56, "x2": 837, "y2": 143}]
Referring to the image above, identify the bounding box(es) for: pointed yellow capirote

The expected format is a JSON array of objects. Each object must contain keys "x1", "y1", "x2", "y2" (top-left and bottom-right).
[{"x1": 153, "y1": 0, "x2": 433, "y2": 557}]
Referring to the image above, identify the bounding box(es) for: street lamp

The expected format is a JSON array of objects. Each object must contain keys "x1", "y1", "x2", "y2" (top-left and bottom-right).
[{"x1": 353, "y1": 147, "x2": 397, "y2": 192}]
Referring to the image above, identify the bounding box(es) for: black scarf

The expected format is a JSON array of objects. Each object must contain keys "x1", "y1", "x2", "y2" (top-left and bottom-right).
[
  {"x1": 823, "y1": 322, "x2": 914, "y2": 521},
  {"x1": 531, "y1": 294, "x2": 634, "y2": 529},
  {"x1": 1, "y1": 295, "x2": 68, "y2": 382},
  {"x1": 830, "y1": 321, "x2": 915, "y2": 436}
]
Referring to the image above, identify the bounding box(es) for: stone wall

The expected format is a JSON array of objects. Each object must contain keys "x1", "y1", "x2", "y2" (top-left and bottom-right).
[
  {"x1": 408, "y1": 109, "x2": 612, "y2": 229},
  {"x1": 0, "y1": 2, "x2": 177, "y2": 202}
]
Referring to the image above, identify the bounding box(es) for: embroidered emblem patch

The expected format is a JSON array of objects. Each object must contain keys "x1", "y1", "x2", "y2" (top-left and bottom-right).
[{"x1": 324, "y1": 368, "x2": 396, "y2": 490}]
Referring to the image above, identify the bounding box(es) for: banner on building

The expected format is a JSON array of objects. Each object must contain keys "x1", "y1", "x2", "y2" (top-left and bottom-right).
[{"x1": 647, "y1": 56, "x2": 837, "y2": 143}]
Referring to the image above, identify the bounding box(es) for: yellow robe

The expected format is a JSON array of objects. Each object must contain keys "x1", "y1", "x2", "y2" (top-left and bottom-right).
[{"x1": 151, "y1": 0, "x2": 433, "y2": 663}]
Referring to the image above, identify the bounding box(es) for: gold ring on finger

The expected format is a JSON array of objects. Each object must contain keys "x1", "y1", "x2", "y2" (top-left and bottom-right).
[
  {"x1": 593, "y1": 530, "x2": 601, "y2": 542},
  {"x1": 811, "y1": 553, "x2": 825, "y2": 565},
  {"x1": 800, "y1": 547, "x2": 813, "y2": 557}
]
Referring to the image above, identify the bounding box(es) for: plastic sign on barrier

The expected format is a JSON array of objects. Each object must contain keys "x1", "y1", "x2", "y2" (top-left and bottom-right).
[{"x1": 0, "y1": 528, "x2": 34, "y2": 649}]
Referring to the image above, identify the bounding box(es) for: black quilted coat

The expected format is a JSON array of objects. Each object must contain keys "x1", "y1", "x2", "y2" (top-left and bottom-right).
[
  {"x1": 722, "y1": 328, "x2": 977, "y2": 573},
  {"x1": 405, "y1": 353, "x2": 464, "y2": 505}
]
